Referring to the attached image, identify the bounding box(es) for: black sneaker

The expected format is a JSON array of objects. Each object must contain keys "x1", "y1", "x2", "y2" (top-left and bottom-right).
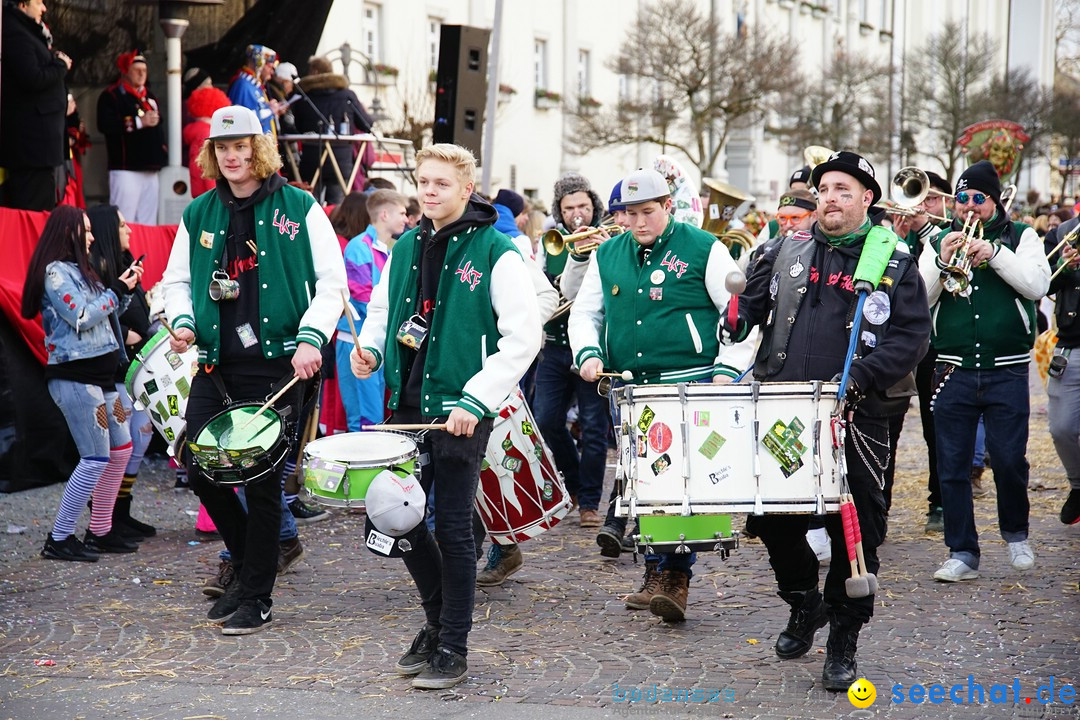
[
  {"x1": 207, "y1": 577, "x2": 245, "y2": 622},
  {"x1": 84, "y1": 529, "x2": 138, "y2": 554},
  {"x1": 203, "y1": 558, "x2": 235, "y2": 598},
  {"x1": 1061, "y1": 489, "x2": 1080, "y2": 525},
  {"x1": 41, "y1": 534, "x2": 99, "y2": 562},
  {"x1": 596, "y1": 524, "x2": 623, "y2": 558},
  {"x1": 288, "y1": 497, "x2": 330, "y2": 524},
  {"x1": 395, "y1": 624, "x2": 439, "y2": 675},
  {"x1": 412, "y1": 646, "x2": 468, "y2": 689},
  {"x1": 222, "y1": 598, "x2": 273, "y2": 636}
]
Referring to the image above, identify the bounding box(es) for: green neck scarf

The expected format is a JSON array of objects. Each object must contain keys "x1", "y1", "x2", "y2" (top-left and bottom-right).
[{"x1": 825, "y1": 217, "x2": 872, "y2": 247}]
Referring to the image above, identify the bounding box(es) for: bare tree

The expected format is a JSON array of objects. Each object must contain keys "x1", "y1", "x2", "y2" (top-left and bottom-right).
[
  {"x1": 1057, "y1": 0, "x2": 1080, "y2": 78},
  {"x1": 1051, "y1": 76, "x2": 1080, "y2": 199},
  {"x1": 772, "y1": 51, "x2": 894, "y2": 162},
  {"x1": 977, "y1": 68, "x2": 1054, "y2": 179},
  {"x1": 901, "y1": 21, "x2": 997, "y2": 182},
  {"x1": 567, "y1": 0, "x2": 799, "y2": 178}
]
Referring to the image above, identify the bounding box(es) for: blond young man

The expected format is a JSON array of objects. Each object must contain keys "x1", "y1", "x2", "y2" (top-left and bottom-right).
[{"x1": 351, "y1": 144, "x2": 541, "y2": 689}]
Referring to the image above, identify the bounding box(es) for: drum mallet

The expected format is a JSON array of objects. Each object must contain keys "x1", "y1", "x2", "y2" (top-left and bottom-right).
[
  {"x1": 241, "y1": 375, "x2": 302, "y2": 430},
  {"x1": 841, "y1": 495, "x2": 871, "y2": 598},
  {"x1": 365, "y1": 423, "x2": 448, "y2": 432},
  {"x1": 596, "y1": 370, "x2": 634, "y2": 381},
  {"x1": 725, "y1": 270, "x2": 746, "y2": 334},
  {"x1": 848, "y1": 492, "x2": 878, "y2": 594},
  {"x1": 157, "y1": 314, "x2": 182, "y2": 343}
]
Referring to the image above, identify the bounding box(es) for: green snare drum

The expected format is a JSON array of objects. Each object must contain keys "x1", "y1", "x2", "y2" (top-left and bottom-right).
[
  {"x1": 635, "y1": 514, "x2": 738, "y2": 558},
  {"x1": 303, "y1": 431, "x2": 418, "y2": 508},
  {"x1": 188, "y1": 403, "x2": 290, "y2": 487}
]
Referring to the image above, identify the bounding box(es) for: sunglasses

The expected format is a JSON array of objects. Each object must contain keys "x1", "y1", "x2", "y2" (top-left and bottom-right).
[
  {"x1": 955, "y1": 192, "x2": 987, "y2": 206},
  {"x1": 777, "y1": 211, "x2": 812, "y2": 224}
]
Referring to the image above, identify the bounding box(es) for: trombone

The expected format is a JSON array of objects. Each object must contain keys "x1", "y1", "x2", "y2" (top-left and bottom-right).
[
  {"x1": 1047, "y1": 224, "x2": 1080, "y2": 281},
  {"x1": 542, "y1": 224, "x2": 623, "y2": 257},
  {"x1": 940, "y1": 211, "x2": 982, "y2": 297},
  {"x1": 887, "y1": 167, "x2": 951, "y2": 222}
]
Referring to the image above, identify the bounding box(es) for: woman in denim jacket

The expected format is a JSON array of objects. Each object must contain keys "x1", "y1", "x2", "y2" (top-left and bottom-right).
[{"x1": 20, "y1": 206, "x2": 144, "y2": 562}]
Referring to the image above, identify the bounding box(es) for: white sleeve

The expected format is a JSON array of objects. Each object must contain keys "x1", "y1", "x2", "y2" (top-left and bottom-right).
[
  {"x1": 559, "y1": 254, "x2": 590, "y2": 301},
  {"x1": 527, "y1": 255, "x2": 560, "y2": 322},
  {"x1": 460, "y1": 251, "x2": 543, "y2": 413},
  {"x1": 357, "y1": 250, "x2": 392, "y2": 366},
  {"x1": 161, "y1": 219, "x2": 195, "y2": 333},
  {"x1": 987, "y1": 226, "x2": 1051, "y2": 301},
  {"x1": 296, "y1": 203, "x2": 348, "y2": 347},
  {"x1": 918, "y1": 233, "x2": 945, "y2": 307},
  {"x1": 705, "y1": 241, "x2": 756, "y2": 374},
  {"x1": 567, "y1": 257, "x2": 606, "y2": 367}
]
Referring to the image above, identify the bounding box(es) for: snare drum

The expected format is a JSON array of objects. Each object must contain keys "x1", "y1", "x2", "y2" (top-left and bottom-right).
[
  {"x1": 124, "y1": 327, "x2": 199, "y2": 456},
  {"x1": 475, "y1": 390, "x2": 571, "y2": 545},
  {"x1": 302, "y1": 431, "x2": 418, "y2": 508},
  {"x1": 634, "y1": 514, "x2": 738, "y2": 557},
  {"x1": 615, "y1": 381, "x2": 842, "y2": 516},
  {"x1": 187, "y1": 404, "x2": 290, "y2": 486}
]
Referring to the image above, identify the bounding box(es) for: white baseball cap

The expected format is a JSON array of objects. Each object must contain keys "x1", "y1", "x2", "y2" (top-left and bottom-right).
[
  {"x1": 208, "y1": 105, "x2": 263, "y2": 140},
  {"x1": 620, "y1": 168, "x2": 672, "y2": 205},
  {"x1": 275, "y1": 62, "x2": 298, "y2": 81},
  {"x1": 365, "y1": 470, "x2": 426, "y2": 536}
]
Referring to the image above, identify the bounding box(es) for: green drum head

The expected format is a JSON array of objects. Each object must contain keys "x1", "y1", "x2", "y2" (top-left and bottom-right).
[{"x1": 198, "y1": 406, "x2": 282, "y2": 451}]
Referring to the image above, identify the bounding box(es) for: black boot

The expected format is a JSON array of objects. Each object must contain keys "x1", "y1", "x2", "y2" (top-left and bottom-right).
[
  {"x1": 775, "y1": 589, "x2": 828, "y2": 659},
  {"x1": 115, "y1": 495, "x2": 157, "y2": 539},
  {"x1": 822, "y1": 616, "x2": 862, "y2": 691}
]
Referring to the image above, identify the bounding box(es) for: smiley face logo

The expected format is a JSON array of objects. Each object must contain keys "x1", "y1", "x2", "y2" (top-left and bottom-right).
[{"x1": 848, "y1": 678, "x2": 876, "y2": 708}]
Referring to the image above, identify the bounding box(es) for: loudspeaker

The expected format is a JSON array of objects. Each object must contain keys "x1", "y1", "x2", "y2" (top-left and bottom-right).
[{"x1": 433, "y1": 25, "x2": 490, "y2": 160}]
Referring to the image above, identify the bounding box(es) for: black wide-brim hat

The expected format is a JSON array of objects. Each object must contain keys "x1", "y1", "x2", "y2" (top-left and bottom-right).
[{"x1": 810, "y1": 150, "x2": 882, "y2": 205}]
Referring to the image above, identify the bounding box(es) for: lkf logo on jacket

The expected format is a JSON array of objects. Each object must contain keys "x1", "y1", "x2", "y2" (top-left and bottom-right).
[
  {"x1": 455, "y1": 260, "x2": 484, "y2": 291},
  {"x1": 272, "y1": 209, "x2": 301, "y2": 240},
  {"x1": 659, "y1": 251, "x2": 689, "y2": 278}
]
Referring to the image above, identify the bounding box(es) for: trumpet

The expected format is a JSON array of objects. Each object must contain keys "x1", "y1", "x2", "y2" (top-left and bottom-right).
[
  {"x1": 542, "y1": 224, "x2": 623, "y2": 257},
  {"x1": 888, "y1": 167, "x2": 951, "y2": 222},
  {"x1": 1047, "y1": 224, "x2": 1080, "y2": 281},
  {"x1": 940, "y1": 211, "x2": 982, "y2": 297}
]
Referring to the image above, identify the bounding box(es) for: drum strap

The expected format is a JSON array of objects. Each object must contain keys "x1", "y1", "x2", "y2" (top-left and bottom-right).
[{"x1": 204, "y1": 365, "x2": 233, "y2": 405}]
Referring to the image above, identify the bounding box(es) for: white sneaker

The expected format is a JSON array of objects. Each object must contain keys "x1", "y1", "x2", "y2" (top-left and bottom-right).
[
  {"x1": 806, "y1": 527, "x2": 831, "y2": 564},
  {"x1": 1007, "y1": 540, "x2": 1035, "y2": 570},
  {"x1": 933, "y1": 558, "x2": 979, "y2": 582}
]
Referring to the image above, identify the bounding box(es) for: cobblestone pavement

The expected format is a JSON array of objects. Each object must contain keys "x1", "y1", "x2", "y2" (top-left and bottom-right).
[{"x1": 0, "y1": 389, "x2": 1077, "y2": 720}]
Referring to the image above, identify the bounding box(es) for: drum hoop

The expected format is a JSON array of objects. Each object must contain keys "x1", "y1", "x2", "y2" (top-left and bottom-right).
[
  {"x1": 123, "y1": 327, "x2": 171, "y2": 392},
  {"x1": 306, "y1": 430, "x2": 419, "y2": 470}
]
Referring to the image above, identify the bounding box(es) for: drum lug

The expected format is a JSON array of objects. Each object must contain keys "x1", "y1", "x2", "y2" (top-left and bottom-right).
[
  {"x1": 812, "y1": 379, "x2": 822, "y2": 403},
  {"x1": 815, "y1": 493, "x2": 826, "y2": 515},
  {"x1": 629, "y1": 497, "x2": 637, "y2": 517},
  {"x1": 753, "y1": 493, "x2": 764, "y2": 516},
  {"x1": 675, "y1": 533, "x2": 690, "y2": 554},
  {"x1": 680, "y1": 496, "x2": 691, "y2": 517}
]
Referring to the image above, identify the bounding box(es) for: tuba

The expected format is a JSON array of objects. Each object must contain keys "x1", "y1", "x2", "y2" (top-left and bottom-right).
[
  {"x1": 803, "y1": 145, "x2": 834, "y2": 169},
  {"x1": 701, "y1": 178, "x2": 752, "y2": 260}
]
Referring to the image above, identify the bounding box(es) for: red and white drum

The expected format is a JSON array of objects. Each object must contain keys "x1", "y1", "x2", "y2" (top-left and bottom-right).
[{"x1": 475, "y1": 389, "x2": 571, "y2": 545}]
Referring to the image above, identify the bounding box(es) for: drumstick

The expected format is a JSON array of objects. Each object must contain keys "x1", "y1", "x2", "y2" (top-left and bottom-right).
[
  {"x1": 596, "y1": 371, "x2": 634, "y2": 381},
  {"x1": 241, "y1": 375, "x2": 302, "y2": 430},
  {"x1": 340, "y1": 290, "x2": 363, "y2": 354},
  {"x1": 158, "y1": 314, "x2": 181, "y2": 342},
  {"x1": 365, "y1": 422, "x2": 448, "y2": 431}
]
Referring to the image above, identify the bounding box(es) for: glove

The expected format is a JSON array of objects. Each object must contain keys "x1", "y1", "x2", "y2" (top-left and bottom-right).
[
  {"x1": 831, "y1": 372, "x2": 865, "y2": 409},
  {"x1": 720, "y1": 313, "x2": 748, "y2": 346}
]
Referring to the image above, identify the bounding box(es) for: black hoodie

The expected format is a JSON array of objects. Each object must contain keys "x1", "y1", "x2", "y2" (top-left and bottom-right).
[
  {"x1": 215, "y1": 173, "x2": 293, "y2": 375},
  {"x1": 400, "y1": 195, "x2": 499, "y2": 409}
]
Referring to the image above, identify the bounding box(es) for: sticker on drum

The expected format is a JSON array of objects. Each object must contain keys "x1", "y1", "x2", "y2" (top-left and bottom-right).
[
  {"x1": 637, "y1": 406, "x2": 656, "y2": 433},
  {"x1": 501, "y1": 437, "x2": 513, "y2": 451},
  {"x1": 159, "y1": 374, "x2": 173, "y2": 389},
  {"x1": 693, "y1": 411, "x2": 710, "y2": 427},
  {"x1": 647, "y1": 422, "x2": 672, "y2": 453},
  {"x1": 698, "y1": 431, "x2": 726, "y2": 459},
  {"x1": 190, "y1": 361, "x2": 199, "y2": 377},
  {"x1": 150, "y1": 408, "x2": 162, "y2": 424},
  {"x1": 144, "y1": 378, "x2": 159, "y2": 396},
  {"x1": 520, "y1": 420, "x2": 534, "y2": 436},
  {"x1": 165, "y1": 351, "x2": 183, "y2": 369},
  {"x1": 637, "y1": 434, "x2": 648, "y2": 457},
  {"x1": 729, "y1": 405, "x2": 746, "y2": 428},
  {"x1": 708, "y1": 465, "x2": 732, "y2": 485},
  {"x1": 155, "y1": 400, "x2": 169, "y2": 422},
  {"x1": 139, "y1": 391, "x2": 151, "y2": 409},
  {"x1": 176, "y1": 376, "x2": 190, "y2": 399},
  {"x1": 651, "y1": 453, "x2": 671, "y2": 475},
  {"x1": 305, "y1": 456, "x2": 348, "y2": 493},
  {"x1": 164, "y1": 427, "x2": 175, "y2": 442},
  {"x1": 167, "y1": 395, "x2": 180, "y2": 416},
  {"x1": 502, "y1": 456, "x2": 523, "y2": 473}
]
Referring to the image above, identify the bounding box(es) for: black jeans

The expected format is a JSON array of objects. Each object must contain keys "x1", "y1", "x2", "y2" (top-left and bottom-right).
[
  {"x1": 185, "y1": 369, "x2": 302, "y2": 605},
  {"x1": 914, "y1": 347, "x2": 941, "y2": 510},
  {"x1": 392, "y1": 406, "x2": 493, "y2": 657},
  {"x1": 748, "y1": 418, "x2": 889, "y2": 624}
]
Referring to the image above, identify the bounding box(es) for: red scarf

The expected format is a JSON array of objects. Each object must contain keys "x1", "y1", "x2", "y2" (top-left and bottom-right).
[{"x1": 121, "y1": 81, "x2": 154, "y2": 114}]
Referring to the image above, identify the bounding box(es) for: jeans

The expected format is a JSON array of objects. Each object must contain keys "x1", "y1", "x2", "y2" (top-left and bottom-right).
[
  {"x1": 335, "y1": 339, "x2": 385, "y2": 431},
  {"x1": 115, "y1": 383, "x2": 154, "y2": 476},
  {"x1": 914, "y1": 348, "x2": 941, "y2": 510},
  {"x1": 933, "y1": 365, "x2": 1031, "y2": 569},
  {"x1": 973, "y1": 417, "x2": 986, "y2": 468},
  {"x1": 532, "y1": 345, "x2": 609, "y2": 510},
  {"x1": 1046, "y1": 348, "x2": 1080, "y2": 489},
  {"x1": 749, "y1": 418, "x2": 889, "y2": 624},
  {"x1": 185, "y1": 370, "x2": 303, "y2": 604},
  {"x1": 392, "y1": 406, "x2": 493, "y2": 657},
  {"x1": 48, "y1": 379, "x2": 131, "y2": 455}
]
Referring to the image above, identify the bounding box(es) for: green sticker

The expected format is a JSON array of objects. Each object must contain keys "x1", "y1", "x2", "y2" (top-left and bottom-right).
[
  {"x1": 175, "y1": 375, "x2": 190, "y2": 399},
  {"x1": 502, "y1": 456, "x2": 522, "y2": 472},
  {"x1": 501, "y1": 437, "x2": 513, "y2": 451},
  {"x1": 138, "y1": 391, "x2": 151, "y2": 409},
  {"x1": 761, "y1": 420, "x2": 804, "y2": 477},
  {"x1": 144, "y1": 378, "x2": 159, "y2": 396},
  {"x1": 155, "y1": 400, "x2": 169, "y2": 422},
  {"x1": 698, "y1": 431, "x2": 727, "y2": 460},
  {"x1": 637, "y1": 405, "x2": 656, "y2": 434},
  {"x1": 304, "y1": 456, "x2": 347, "y2": 492},
  {"x1": 168, "y1": 395, "x2": 180, "y2": 417},
  {"x1": 163, "y1": 427, "x2": 175, "y2": 442},
  {"x1": 694, "y1": 411, "x2": 710, "y2": 427},
  {"x1": 650, "y1": 453, "x2": 671, "y2": 475}
]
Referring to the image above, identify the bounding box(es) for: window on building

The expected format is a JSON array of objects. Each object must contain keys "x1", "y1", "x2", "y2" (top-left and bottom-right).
[
  {"x1": 859, "y1": 0, "x2": 869, "y2": 23},
  {"x1": 428, "y1": 18, "x2": 442, "y2": 70},
  {"x1": 880, "y1": 0, "x2": 891, "y2": 31},
  {"x1": 577, "y1": 49, "x2": 591, "y2": 97},
  {"x1": 363, "y1": 4, "x2": 381, "y2": 63},
  {"x1": 618, "y1": 73, "x2": 631, "y2": 103},
  {"x1": 534, "y1": 39, "x2": 548, "y2": 89}
]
